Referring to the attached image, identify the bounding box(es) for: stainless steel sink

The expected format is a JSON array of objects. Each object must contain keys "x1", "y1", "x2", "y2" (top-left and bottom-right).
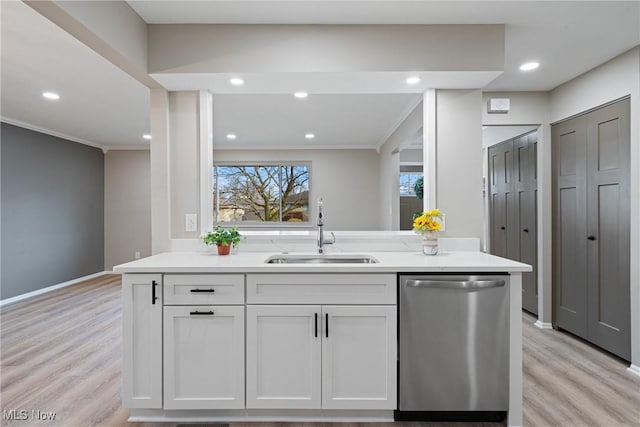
[{"x1": 265, "y1": 254, "x2": 379, "y2": 264}]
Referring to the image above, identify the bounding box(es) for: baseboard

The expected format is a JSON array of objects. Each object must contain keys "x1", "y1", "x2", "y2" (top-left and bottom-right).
[
  {"x1": 534, "y1": 320, "x2": 553, "y2": 329},
  {"x1": 0, "y1": 271, "x2": 110, "y2": 306},
  {"x1": 627, "y1": 364, "x2": 640, "y2": 378}
]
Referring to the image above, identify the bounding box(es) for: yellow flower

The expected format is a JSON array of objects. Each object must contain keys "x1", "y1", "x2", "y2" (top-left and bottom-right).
[
  {"x1": 413, "y1": 215, "x2": 427, "y2": 228},
  {"x1": 413, "y1": 208, "x2": 444, "y2": 234},
  {"x1": 426, "y1": 219, "x2": 442, "y2": 231}
]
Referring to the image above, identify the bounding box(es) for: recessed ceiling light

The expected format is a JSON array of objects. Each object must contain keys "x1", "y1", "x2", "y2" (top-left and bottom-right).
[
  {"x1": 229, "y1": 77, "x2": 244, "y2": 86},
  {"x1": 226, "y1": 133, "x2": 237, "y2": 140},
  {"x1": 42, "y1": 91, "x2": 60, "y2": 100},
  {"x1": 406, "y1": 76, "x2": 421, "y2": 85},
  {"x1": 519, "y1": 62, "x2": 540, "y2": 71},
  {"x1": 294, "y1": 92, "x2": 308, "y2": 99},
  {"x1": 305, "y1": 133, "x2": 315, "y2": 140},
  {"x1": 143, "y1": 134, "x2": 152, "y2": 140}
]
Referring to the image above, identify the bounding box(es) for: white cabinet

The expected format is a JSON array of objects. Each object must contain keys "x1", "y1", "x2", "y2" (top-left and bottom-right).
[
  {"x1": 122, "y1": 274, "x2": 162, "y2": 408},
  {"x1": 246, "y1": 304, "x2": 396, "y2": 410},
  {"x1": 322, "y1": 305, "x2": 397, "y2": 409},
  {"x1": 246, "y1": 305, "x2": 321, "y2": 409},
  {"x1": 163, "y1": 305, "x2": 245, "y2": 409}
]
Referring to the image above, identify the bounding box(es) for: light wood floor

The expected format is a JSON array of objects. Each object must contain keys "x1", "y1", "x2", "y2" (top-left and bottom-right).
[{"x1": 1, "y1": 275, "x2": 638, "y2": 427}]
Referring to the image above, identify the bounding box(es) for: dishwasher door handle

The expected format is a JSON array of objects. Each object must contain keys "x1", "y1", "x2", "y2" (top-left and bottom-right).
[{"x1": 405, "y1": 279, "x2": 506, "y2": 290}]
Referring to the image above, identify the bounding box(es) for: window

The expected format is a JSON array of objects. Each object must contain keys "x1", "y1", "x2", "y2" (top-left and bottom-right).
[
  {"x1": 213, "y1": 164, "x2": 310, "y2": 224},
  {"x1": 399, "y1": 171, "x2": 422, "y2": 196}
]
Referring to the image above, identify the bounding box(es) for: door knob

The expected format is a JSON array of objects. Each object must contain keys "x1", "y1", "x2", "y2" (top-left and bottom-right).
[
  {"x1": 500, "y1": 226, "x2": 506, "y2": 230},
  {"x1": 587, "y1": 236, "x2": 596, "y2": 241},
  {"x1": 523, "y1": 229, "x2": 529, "y2": 233}
]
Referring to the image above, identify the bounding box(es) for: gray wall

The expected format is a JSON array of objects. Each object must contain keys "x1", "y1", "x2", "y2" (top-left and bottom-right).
[
  {"x1": 1, "y1": 123, "x2": 104, "y2": 299},
  {"x1": 104, "y1": 150, "x2": 151, "y2": 271}
]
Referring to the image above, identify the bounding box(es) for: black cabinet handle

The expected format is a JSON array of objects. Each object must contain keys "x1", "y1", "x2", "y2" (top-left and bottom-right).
[
  {"x1": 190, "y1": 310, "x2": 214, "y2": 315},
  {"x1": 190, "y1": 288, "x2": 215, "y2": 293},
  {"x1": 314, "y1": 313, "x2": 318, "y2": 338},
  {"x1": 325, "y1": 313, "x2": 329, "y2": 338},
  {"x1": 152, "y1": 280, "x2": 158, "y2": 305},
  {"x1": 587, "y1": 236, "x2": 596, "y2": 241},
  {"x1": 500, "y1": 226, "x2": 506, "y2": 230},
  {"x1": 523, "y1": 229, "x2": 529, "y2": 233}
]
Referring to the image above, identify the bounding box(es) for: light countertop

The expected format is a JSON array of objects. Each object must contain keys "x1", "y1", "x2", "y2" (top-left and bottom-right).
[{"x1": 113, "y1": 251, "x2": 531, "y2": 274}]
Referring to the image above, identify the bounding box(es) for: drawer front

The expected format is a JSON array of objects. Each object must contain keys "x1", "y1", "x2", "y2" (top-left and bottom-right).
[
  {"x1": 247, "y1": 274, "x2": 396, "y2": 304},
  {"x1": 164, "y1": 274, "x2": 244, "y2": 305}
]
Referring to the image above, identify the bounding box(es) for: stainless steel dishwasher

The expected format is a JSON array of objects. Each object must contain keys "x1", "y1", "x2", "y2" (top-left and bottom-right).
[{"x1": 395, "y1": 274, "x2": 509, "y2": 422}]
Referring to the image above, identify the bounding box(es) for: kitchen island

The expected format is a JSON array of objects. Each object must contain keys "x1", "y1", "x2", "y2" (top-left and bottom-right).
[{"x1": 115, "y1": 250, "x2": 530, "y2": 427}]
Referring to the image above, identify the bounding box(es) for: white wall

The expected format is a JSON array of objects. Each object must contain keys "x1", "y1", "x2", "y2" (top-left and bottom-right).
[
  {"x1": 550, "y1": 46, "x2": 640, "y2": 372},
  {"x1": 378, "y1": 102, "x2": 423, "y2": 230},
  {"x1": 214, "y1": 149, "x2": 382, "y2": 230},
  {"x1": 104, "y1": 150, "x2": 151, "y2": 270},
  {"x1": 436, "y1": 89, "x2": 483, "y2": 239},
  {"x1": 170, "y1": 91, "x2": 201, "y2": 239},
  {"x1": 148, "y1": 24, "x2": 504, "y2": 74}
]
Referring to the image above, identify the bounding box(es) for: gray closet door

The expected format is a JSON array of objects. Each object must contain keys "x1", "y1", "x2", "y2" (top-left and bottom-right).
[
  {"x1": 552, "y1": 115, "x2": 589, "y2": 339},
  {"x1": 488, "y1": 141, "x2": 515, "y2": 259},
  {"x1": 489, "y1": 131, "x2": 539, "y2": 314},
  {"x1": 552, "y1": 98, "x2": 630, "y2": 361},
  {"x1": 515, "y1": 133, "x2": 538, "y2": 314},
  {"x1": 585, "y1": 99, "x2": 631, "y2": 360}
]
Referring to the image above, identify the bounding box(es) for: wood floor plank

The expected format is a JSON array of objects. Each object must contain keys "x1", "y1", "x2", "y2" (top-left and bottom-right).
[{"x1": 1, "y1": 275, "x2": 639, "y2": 426}]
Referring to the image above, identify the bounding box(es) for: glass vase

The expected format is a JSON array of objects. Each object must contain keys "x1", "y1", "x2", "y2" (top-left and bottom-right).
[{"x1": 422, "y1": 231, "x2": 439, "y2": 255}]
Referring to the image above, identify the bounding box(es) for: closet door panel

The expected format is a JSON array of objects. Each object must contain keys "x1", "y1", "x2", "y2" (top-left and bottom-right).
[
  {"x1": 585, "y1": 99, "x2": 630, "y2": 360},
  {"x1": 552, "y1": 118, "x2": 588, "y2": 337}
]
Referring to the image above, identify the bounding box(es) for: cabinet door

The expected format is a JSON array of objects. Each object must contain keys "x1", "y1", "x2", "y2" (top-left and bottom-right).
[
  {"x1": 246, "y1": 305, "x2": 321, "y2": 409},
  {"x1": 163, "y1": 306, "x2": 245, "y2": 409},
  {"x1": 321, "y1": 306, "x2": 397, "y2": 409},
  {"x1": 122, "y1": 274, "x2": 162, "y2": 408}
]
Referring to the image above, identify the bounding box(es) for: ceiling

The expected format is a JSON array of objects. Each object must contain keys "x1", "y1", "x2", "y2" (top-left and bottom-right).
[{"x1": 1, "y1": 1, "x2": 639, "y2": 150}]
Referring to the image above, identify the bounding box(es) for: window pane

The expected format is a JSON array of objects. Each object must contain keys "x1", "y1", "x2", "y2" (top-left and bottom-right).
[
  {"x1": 399, "y1": 172, "x2": 422, "y2": 196},
  {"x1": 213, "y1": 164, "x2": 310, "y2": 224},
  {"x1": 280, "y1": 165, "x2": 309, "y2": 222}
]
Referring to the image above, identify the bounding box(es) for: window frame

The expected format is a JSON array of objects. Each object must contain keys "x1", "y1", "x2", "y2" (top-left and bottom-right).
[{"x1": 212, "y1": 161, "x2": 313, "y2": 228}]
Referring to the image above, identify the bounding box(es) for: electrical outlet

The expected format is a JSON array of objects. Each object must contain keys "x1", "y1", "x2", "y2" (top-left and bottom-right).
[
  {"x1": 185, "y1": 214, "x2": 198, "y2": 232},
  {"x1": 134, "y1": 251, "x2": 141, "y2": 259}
]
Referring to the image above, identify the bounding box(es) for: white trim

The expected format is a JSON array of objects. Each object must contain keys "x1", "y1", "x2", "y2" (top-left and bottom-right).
[
  {"x1": 627, "y1": 364, "x2": 640, "y2": 378},
  {"x1": 128, "y1": 408, "x2": 394, "y2": 423},
  {"x1": 214, "y1": 144, "x2": 384, "y2": 151},
  {"x1": 0, "y1": 271, "x2": 109, "y2": 306},
  {"x1": 423, "y1": 89, "x2": 437, "y2": 210},
  {"x1": 2, "y1": 116, "x2": 106, "y2": 150},
  {"x1": 534, "y1": 320, "x2": 553, "y2": 330},
  {"x1": 199, "y1": 90, "x2": 214, "y2": 234}
]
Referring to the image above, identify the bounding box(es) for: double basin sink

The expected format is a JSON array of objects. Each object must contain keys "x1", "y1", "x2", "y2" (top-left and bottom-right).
[{"x1": 265, "y1": 254, "x2": 378, "y2": 264}]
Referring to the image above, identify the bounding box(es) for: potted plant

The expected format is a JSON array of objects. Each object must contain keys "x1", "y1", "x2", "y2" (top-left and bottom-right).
[{"x1": 201, "y1": 226, "x2": 242, "y2": 255}]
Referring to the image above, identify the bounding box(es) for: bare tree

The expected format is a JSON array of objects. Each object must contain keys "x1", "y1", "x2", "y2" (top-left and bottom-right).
[{"x1": 216, "y1": 165, "x2": 309, "y2": 222}]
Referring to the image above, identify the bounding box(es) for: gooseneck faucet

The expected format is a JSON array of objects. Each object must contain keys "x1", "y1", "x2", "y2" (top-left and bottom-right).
[{"x1": 317, "y1": 198, "x2": 335, "y2": 254}]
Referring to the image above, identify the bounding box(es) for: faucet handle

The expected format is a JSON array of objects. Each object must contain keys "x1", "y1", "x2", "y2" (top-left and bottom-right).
[{"x1": 324, "y1": 231, "x2": 336, "y2": 245}]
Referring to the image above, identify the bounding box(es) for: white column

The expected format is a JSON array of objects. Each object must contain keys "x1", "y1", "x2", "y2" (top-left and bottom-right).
[
  {"x1": 150, "y1": 88, "x2": 170, "y2": 254},
  {"x1": 535, "y1": 124, "x2": 554, "y2": 329},
  {"x1": 423, "y1": 89, "x2": 437, "y2": 211}
]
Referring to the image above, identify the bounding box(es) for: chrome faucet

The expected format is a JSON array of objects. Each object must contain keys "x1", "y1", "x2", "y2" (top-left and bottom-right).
[{"x1": 317, "y1": 198, "x2": 335, "y2": 254}]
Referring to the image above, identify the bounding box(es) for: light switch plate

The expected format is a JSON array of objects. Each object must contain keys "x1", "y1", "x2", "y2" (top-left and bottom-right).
[{"x1": 185, "y1": 214, "x2": 198, "y2": 232}]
